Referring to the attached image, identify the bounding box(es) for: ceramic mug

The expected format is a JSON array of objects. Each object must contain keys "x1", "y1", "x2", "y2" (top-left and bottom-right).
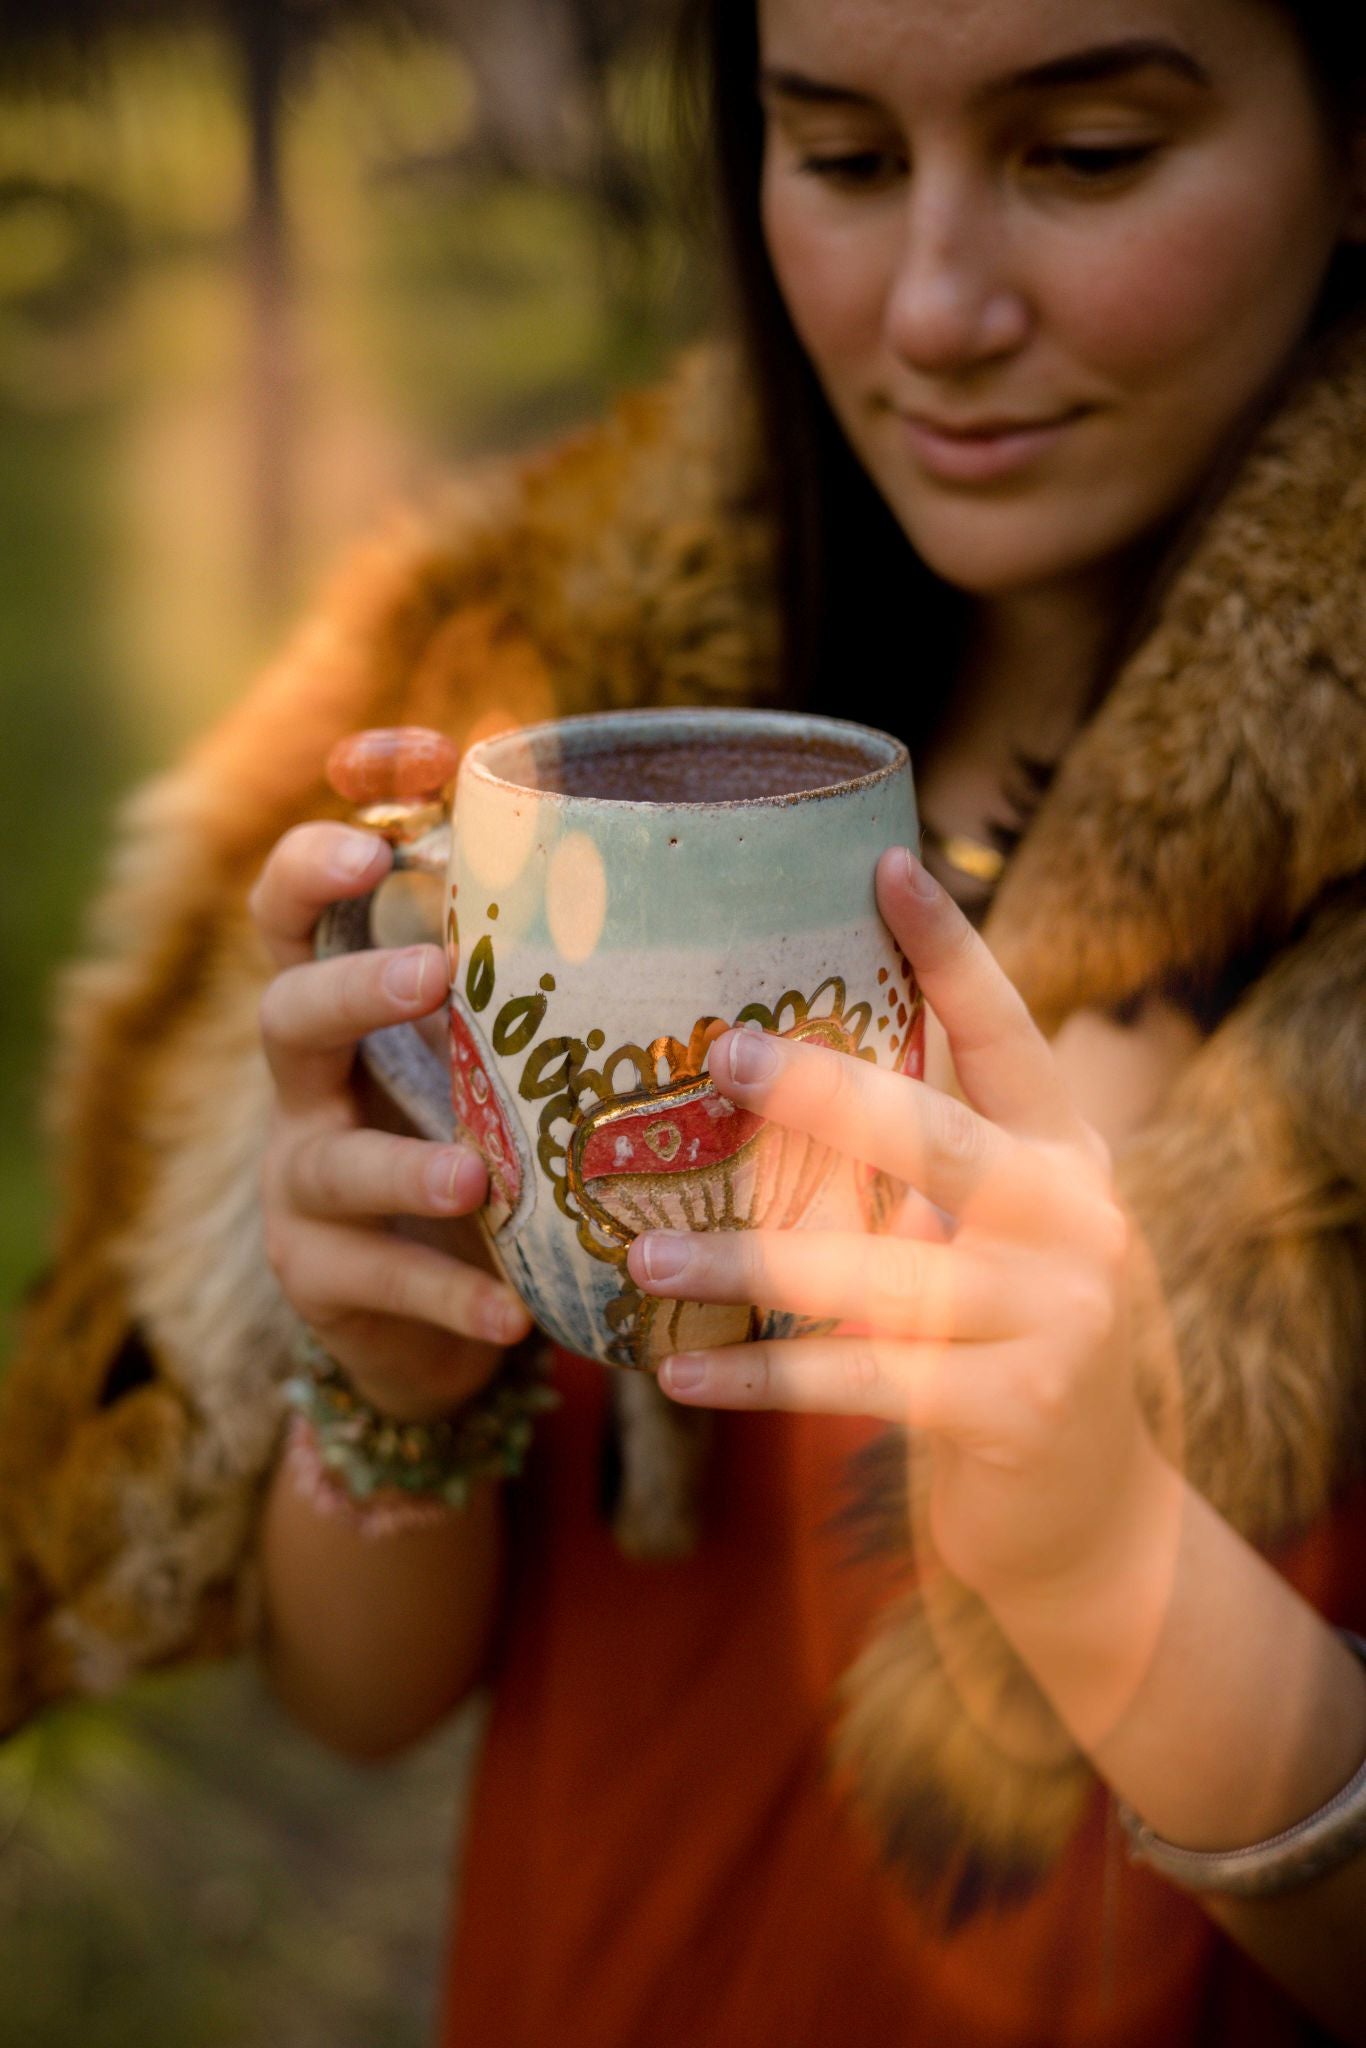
[{"x1": 320, "y1": 707, "x2": 922, "y2": 1371}]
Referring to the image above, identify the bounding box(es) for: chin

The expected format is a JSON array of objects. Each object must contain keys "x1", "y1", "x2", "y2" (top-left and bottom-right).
[
  {"x1": 883, "y1": 493, "x2": 1131, "y2": 599},
  {"x1": 901, "y1": 527, "x2": 1101, "y2": 598}
]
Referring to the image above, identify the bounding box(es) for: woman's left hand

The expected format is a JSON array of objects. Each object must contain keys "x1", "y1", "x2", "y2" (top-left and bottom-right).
[{"x1": 625, "y1": 847, "x2": 1170, "y2": 1609}]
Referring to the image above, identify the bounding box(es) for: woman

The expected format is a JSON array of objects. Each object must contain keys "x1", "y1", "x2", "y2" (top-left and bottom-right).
[{"x1": 3, "y1": 0, "x2": 1364, "y2": 2041}]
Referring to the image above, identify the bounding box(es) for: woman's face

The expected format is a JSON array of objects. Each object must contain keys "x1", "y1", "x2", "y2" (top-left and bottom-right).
[{"x1": 758, "y1": 0, "x2": 1364, "y2": 599}]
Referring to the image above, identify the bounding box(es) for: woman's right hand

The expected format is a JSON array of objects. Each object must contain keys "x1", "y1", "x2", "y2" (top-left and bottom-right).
[{"x1": 249, "y1": 820, "x2": 534, "y2": 1423}]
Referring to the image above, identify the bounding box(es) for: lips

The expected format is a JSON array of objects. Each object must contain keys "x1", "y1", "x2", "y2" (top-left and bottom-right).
[{"x1": 896, "y1": 406, "x2": 1087, "y2": 484}]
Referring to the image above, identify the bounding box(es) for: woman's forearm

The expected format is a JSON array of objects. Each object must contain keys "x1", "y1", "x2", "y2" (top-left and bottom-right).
[
  {"x1": 258, "y1": 1445, "x2": 505, "y2": 1763},
  {"x1": 988, "y1": 1438, "x2": 1366, "y2": 2039}
]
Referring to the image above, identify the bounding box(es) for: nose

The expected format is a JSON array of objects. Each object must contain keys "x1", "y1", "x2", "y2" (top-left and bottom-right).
[{"x1": 883, "y1": 168, "x2": 1031, "y2": 373}]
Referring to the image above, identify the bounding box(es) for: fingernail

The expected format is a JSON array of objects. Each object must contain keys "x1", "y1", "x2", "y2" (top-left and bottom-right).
[
  {"x1": 640, "y1": 1232, "x2": 691, "y2": 1283},
  {"x1": 662, "y1": 1353, "x2": 706, "y2": 1395},
  {"x1": 331, "y1": 831, "x2": 380, "y2": 881},
  {"x1": 426, "y1": 1148, "x2": 480, "y2": 1209},
  {"x1": 905, "y1": 848, "x2": 939, "y2": 899},
  {"x1": 726, "y1": 1030, "x2": 778, "y2": 1087},
  {"x1": 482, "y1": 1291, "x2": 530, "y2": 1346},
  {"x1": 382, "y1": 947, "x2": 429, "y2": 1004}
]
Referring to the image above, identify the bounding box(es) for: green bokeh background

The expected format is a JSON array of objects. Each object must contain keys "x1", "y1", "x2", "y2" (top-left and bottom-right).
[{"x1": 0, "y1": 23, "x2": 695, "y2": 2042}]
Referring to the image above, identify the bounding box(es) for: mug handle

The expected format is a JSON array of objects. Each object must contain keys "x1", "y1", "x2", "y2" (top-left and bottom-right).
[{"x1": 314, "y1": 725, "x2": 459, "y2": 1144}]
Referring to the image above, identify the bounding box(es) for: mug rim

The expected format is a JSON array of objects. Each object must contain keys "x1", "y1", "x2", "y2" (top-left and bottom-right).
[{"x1": 461, "y1": 706, "x2": 908, "y2": 809}]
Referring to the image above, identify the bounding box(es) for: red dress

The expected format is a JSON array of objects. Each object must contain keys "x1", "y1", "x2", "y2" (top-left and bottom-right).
[{"x1": 437, "y1": 1351, "x2": 1364, "y2": 2047}]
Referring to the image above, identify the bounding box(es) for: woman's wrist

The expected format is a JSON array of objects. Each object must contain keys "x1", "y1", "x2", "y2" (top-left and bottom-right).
[
  {"x1": 986, "y1": 1453, "x2": 1366, "y2": 1869},
  {"x1": 340, "y1": 1334, "x2": 515, "y2": 1424},
  {"x1": 283, "y1": 1326, "x2": 559, "y2": 1517},
  {"x1": 978, "y1": 1429, "x2": 1186, "y2": 1753},
  {"x1": 281, "y1": 1412, "x2": 481, "y2": 1537},
  {"x1": 1117, "y1": 1632, "x2": 1366, "y2": 1896}
]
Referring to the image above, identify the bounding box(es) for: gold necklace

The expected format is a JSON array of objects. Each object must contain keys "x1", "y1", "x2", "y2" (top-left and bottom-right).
[{"x1": 919, "y1": 822, "x2": 1007, "y2": 889}]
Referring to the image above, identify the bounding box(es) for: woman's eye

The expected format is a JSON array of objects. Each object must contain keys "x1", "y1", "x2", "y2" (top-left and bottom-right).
[
  {"x1": 1027, "y1": 141, "x2": 1159, "y2": 185},
  {"x1": 798, "y1": 149, "x2": 903, "y2": 190}
]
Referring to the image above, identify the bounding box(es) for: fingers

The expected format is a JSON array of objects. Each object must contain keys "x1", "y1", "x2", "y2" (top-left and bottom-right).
[
  {"x1": 251, "y1": 824, "x2": 536, "y2": 1425},
  {"x1": 654, "y1": 1330, "x2": 1018, "y2": 1440},
  {"x1": 874, "y1": 848, "x2": 1090, "y2": 1146},
  {"x1": 626, "y1": 1226, "x2": 1027, "y2": 1343},
  {"x1": 707, "y1": 1024, "x2": 1071, "y2": 1230},
  {"x1": 273, "y1": 1218, "x2": 531, "y2": 1351},
  {"x1": 281, "y1": 1126, "x2": 488, "y2": 1222},
  {"x1": 260, "y1": 943, "x2": 448, "y2": 1111},
  {"x1": 249, "y1": 822, "x2": 392, "y2": 971},
  {"x1": 875, "y1": 1181, "x2": 955, "y2": 1245},
  {"x1": 655, "y1": 1330, "x2": 1104, "y2": 1477}
]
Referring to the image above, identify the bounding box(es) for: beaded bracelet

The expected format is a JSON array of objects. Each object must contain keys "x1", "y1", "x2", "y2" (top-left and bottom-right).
[
  {"x1": 283, "y1": 1414, "x2": 458, "y2": 1538},
  {"x1": 282, "y1": 1326, "x2": 559, "y2": 1518},
  {"x1": 1119, "y1": 1630, "x2": 1366, "y2": 1896}
]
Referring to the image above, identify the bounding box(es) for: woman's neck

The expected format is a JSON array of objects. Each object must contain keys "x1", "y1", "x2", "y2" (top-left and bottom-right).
[
  {"x1": 917, "y1": 558, "x2": 1158, "y2": 916},
  {"x1": 950, "y1": 567, "x2": 1143, "y2": 764}
]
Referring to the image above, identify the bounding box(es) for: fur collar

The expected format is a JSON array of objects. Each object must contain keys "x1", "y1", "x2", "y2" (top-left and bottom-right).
[{"x1": 990, "y1": 311, "x2": 1366, "y2": 1029}]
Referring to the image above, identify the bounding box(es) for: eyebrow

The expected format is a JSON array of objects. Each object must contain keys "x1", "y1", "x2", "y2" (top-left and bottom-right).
[
  {"x1": 1007, "y1": 38, "x2": 1212, "y2": 95},
  {"x1": 760, "y1": 38, "x2": 1213, "y2": 111}
]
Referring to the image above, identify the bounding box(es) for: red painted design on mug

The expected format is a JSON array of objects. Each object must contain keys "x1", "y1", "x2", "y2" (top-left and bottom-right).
[
  {"x1": 578, "y1": 1085, "x2": 764, "y2": 1183},
  {"x1": 897, "y1": 1003, "x2": 926, "y2": 1080},
  {"x1": 450, "y1": 1006, "x2": 522, "y2": 1216}
]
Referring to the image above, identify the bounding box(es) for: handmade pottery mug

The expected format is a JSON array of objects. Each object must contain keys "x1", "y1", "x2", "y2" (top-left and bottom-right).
[{"x1": 321, "y1": 707, "x2": 922, "y2": 1371}]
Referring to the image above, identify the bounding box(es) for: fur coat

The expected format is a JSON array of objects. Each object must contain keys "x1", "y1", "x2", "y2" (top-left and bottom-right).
[{"x1": 2, "y1": 314, "x2": 1364, "y2": 1916}]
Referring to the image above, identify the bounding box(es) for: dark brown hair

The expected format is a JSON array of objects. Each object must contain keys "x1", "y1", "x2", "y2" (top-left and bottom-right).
[{"x1": 674, "y1": 0, "x2": 1366, "y2": 738}]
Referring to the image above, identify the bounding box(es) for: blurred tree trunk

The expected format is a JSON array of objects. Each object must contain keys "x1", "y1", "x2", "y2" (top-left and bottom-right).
[
  {"x1": 441, "y1": 0, "x2": 595, "y2": 182},
  {"x1": 232, "y1": 0, "x2": 297, "y2": 614},
  {"x1": 437, "y1": 0, "x2": 665, "y2": 214}
]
